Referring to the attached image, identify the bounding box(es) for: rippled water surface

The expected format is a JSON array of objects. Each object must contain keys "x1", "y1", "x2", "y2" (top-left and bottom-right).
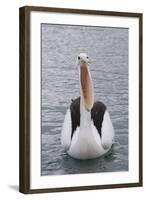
[{"x1": 41, "y1": 24, "x2": 128, "y2": 176}]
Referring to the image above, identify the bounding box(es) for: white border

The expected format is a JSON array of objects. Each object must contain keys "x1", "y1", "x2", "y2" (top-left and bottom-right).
[{"x1": 30, "y1": 11, "x2": 139, "y2": 189}]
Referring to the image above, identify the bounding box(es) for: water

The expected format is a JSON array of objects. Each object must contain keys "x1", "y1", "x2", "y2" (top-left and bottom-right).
[{"x1": 41, "y1": 24, "x2": 128, "y2": 176}]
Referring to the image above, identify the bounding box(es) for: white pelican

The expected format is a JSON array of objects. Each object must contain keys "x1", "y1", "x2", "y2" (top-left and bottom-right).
[{"x1": 61, "y1": 53, "x2": 114, "y2": 160}]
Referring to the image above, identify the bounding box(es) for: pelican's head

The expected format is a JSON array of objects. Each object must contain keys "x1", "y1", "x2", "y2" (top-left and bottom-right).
[{"x1": 77, "y1": 53, "x2": 91, "y2": 65}]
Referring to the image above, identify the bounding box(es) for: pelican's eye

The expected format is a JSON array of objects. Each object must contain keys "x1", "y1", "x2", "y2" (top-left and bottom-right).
[
  {"x1": 78, "y1": 56, "x2": 80, "y2": 60},
  {"x1": 87, "y1": 56, "x2": 89, "y2": 59}
]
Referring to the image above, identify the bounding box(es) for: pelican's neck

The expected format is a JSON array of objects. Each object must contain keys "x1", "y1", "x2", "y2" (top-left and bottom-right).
[
  {"x1": 80, "y1": 98, "x2": 91, "y2": 128},
  {"x1": 79, "y1": 63, "x2": 94, "y2": 130}
]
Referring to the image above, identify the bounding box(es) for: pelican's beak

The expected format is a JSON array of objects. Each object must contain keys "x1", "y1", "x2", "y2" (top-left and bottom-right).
[{"x1": 80, "y1": 64, "x2": 94, "y2": 111}]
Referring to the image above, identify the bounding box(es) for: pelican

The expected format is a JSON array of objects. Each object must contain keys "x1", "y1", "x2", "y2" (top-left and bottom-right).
[{"x1": 61, "y1": 53, "x2": 114, "y2": 160}]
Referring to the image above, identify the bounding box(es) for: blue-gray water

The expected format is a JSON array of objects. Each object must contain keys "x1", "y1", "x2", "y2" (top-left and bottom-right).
[{"x1": 41, "y1": 24, "x2": 128, "y2": 176}]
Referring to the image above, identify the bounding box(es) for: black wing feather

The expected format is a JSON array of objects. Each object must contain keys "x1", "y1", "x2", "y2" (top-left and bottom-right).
[
  {"x1": 91, "y1": 101, "x2": 106, "y2": 137},
  {"x1": 70, "y1": 97, "x2": 80, "y2": 139}
]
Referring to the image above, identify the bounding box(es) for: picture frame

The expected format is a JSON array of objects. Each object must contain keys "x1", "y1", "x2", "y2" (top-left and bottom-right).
[{"x1": 19, "y1": 6, "x2": 143, "y2": 194}]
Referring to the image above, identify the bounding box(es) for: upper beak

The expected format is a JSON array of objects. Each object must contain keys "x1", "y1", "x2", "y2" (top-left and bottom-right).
[{"x1": 80, "y1": 64, "x2": 94, "y2": 111}]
